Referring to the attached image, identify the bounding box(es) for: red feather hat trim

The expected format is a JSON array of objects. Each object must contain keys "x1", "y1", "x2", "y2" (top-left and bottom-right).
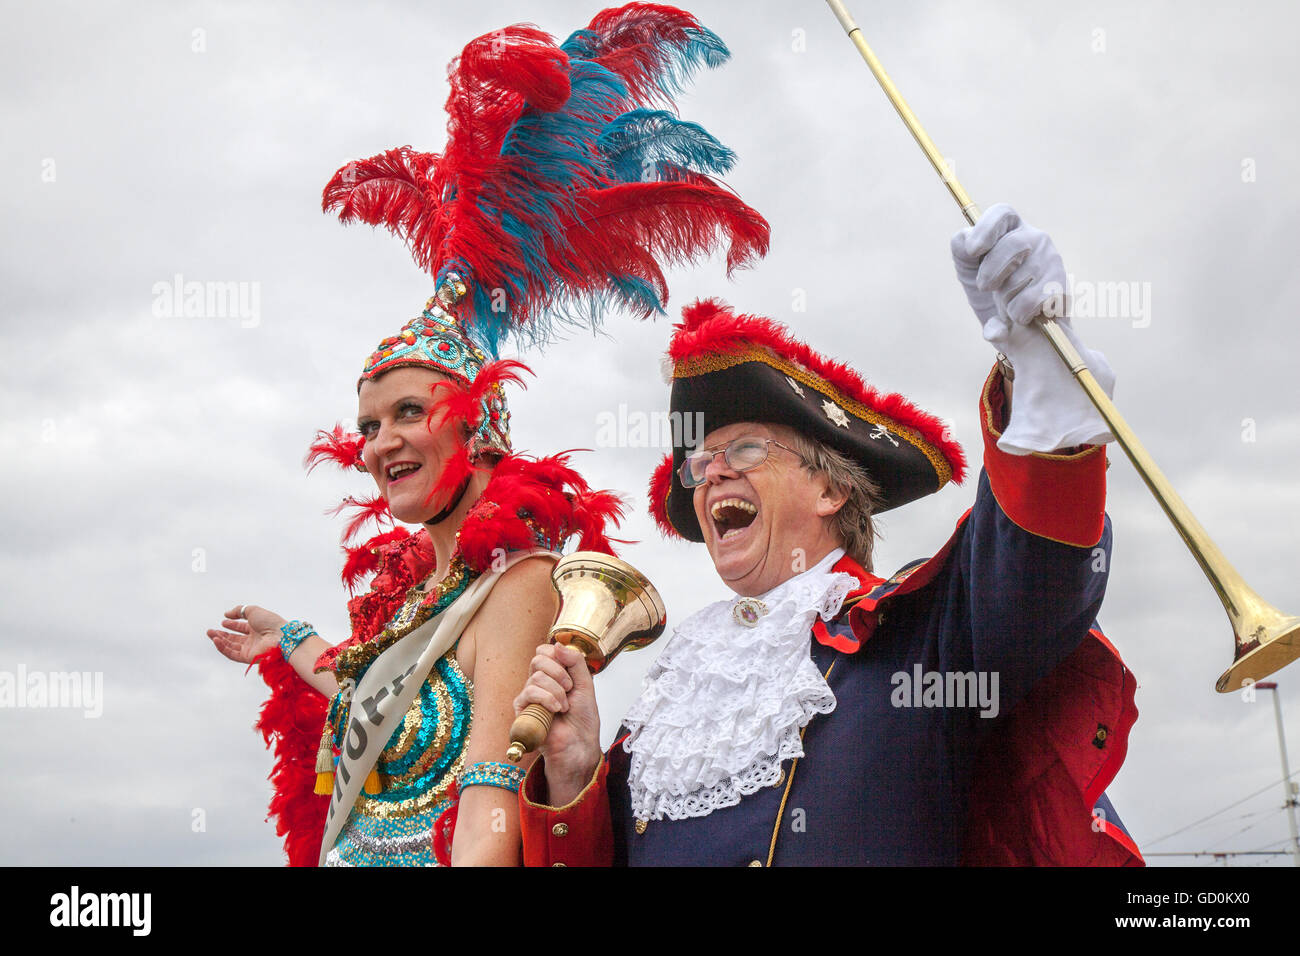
[
  {"x1": 651, "y1": 298, "x2": 968, "y2": 539},
  {"x1": 669, "y1": 299, "x2": 967, "y2": 477},
  {"x1": 648, "y1": 454, "x2": 675, "y2": 537}
]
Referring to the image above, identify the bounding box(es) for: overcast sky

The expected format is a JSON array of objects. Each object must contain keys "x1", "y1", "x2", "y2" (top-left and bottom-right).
[{"x1": 2, "y1": 0, "x2": 1298, "y2": 867}]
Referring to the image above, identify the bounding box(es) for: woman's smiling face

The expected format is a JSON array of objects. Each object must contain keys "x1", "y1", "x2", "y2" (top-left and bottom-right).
[{"x1": 357, "y1": 366, "x2": 467, "y2": 524}]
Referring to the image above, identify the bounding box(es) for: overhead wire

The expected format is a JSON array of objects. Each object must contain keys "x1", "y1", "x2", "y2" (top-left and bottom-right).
[
  {"x1": 1202, "y1": 807, "x2": 1287, "y2": 852},
  {"x1": 1143, "y1": 768, "x2": 1299, "y2": 847}
]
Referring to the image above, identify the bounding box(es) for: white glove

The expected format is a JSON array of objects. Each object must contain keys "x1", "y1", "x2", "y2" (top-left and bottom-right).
[{"x1": 951, "y1": 203, "x2": 1117, "y2": 455}]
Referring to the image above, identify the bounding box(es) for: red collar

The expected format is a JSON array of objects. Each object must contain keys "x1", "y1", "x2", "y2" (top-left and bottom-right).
[
  {"x1": 831, "y1": 553, "x2": 885, "y2": 600},
  {"x1": 814, "y1": 511, "x2": 972, "y2": 654}
]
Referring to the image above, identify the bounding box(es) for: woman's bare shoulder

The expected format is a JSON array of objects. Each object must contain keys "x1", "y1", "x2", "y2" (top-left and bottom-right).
[{"x1": 458, "y1": 553, "x2": 559, "y2": 676}]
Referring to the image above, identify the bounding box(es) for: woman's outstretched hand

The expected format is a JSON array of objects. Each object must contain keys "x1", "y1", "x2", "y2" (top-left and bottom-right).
[{"x1": 207, "y1": 605, "x2": 287, "y2": 665}]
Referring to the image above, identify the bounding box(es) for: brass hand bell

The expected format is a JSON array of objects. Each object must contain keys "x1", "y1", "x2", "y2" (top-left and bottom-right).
[{"x1": 506, "y1": 552, "x2": 667, "y2": 762}]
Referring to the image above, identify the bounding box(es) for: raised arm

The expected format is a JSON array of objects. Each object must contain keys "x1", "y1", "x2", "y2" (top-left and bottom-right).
[
  {"x1": 945, "y1": 203, "x2": 1118, "y2": 708},
  {"x1": 955, "y1": 369, "x2": 1112, "y2": 705}
]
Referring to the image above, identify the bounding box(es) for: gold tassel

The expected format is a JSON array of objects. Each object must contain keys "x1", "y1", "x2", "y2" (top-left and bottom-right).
[
  {"x1": 314, "y1": 723, "x2": 335, "y2": 796},
  {"x1": 363, "y1": 768, "x2": 383, "y2": 795}
]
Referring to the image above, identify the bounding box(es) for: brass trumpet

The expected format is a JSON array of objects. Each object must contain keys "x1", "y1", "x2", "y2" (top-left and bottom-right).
[
  {"x1": 506, "y1": 552, "x2": 667, "y2": 761},
  {"x1": 825, "y1": 0, "x2": 1300, "y2": 692}
]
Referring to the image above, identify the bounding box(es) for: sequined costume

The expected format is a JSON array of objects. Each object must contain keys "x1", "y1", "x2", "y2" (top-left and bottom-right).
[{"x1": 322, "y1": 558, "x2": 476, "y2": 867}]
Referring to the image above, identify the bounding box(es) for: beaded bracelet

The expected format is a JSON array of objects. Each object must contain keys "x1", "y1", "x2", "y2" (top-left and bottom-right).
[
  {"x1": 457, "y1": 760, "x2": 527, "y2": 794},
  {"x1": 278, "y1": 620, "x2": 318, "y2": 662}
]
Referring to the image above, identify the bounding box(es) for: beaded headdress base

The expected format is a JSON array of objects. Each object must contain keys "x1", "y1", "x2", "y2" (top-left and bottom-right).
[{"x1": 358, "y1": 273, "x2": 511, "y2": 459}]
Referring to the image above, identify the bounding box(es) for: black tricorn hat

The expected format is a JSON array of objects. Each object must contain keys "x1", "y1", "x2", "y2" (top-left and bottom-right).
[{"x1": 649, "y1": 300, "x2": 967, "y2": 541}]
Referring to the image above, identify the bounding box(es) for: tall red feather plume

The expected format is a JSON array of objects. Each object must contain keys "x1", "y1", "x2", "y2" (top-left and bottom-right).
[
  {"x1": 323, "y1": 27, "x2": 573, "y2": 282},
  {"x1": 323, "y1": 9, "x2": 769, "y2": 352},
  {"x1": 582, "y1": 5, "x2": 723, "y2": 105}
]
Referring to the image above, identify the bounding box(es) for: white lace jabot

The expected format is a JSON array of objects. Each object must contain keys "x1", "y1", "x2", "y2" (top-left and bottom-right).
[{"x1": 621, "y1": 549, "x2": 855, "y2": 821}]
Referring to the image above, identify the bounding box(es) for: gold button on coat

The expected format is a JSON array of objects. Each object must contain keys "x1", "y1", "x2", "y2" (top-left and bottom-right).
[
  {"x1": 552, "y1": 823, "x2": 569, "y2": 837},
  {"x1": 635, "y1": 819, "x2": 648, "y2": 834}
]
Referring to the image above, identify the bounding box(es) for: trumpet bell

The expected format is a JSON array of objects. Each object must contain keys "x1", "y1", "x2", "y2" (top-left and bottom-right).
[
  {"x1": 549, "y1": 552, "x2": 667, "y2": 674},
  {"x1": 1216, "y1": 608, "x2": 1300, "y2": 693}
]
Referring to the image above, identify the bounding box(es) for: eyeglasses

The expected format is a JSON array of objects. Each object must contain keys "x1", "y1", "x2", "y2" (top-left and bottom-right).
[{"x1": 678, "y1": 437, "x2": 805, "y2": 488}]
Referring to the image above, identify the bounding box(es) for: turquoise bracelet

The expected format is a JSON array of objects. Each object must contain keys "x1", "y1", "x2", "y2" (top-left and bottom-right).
[
  {"x1": 457, "y1": 760, "x2": 527, "y2": 794},
  {"x1": 278, "y1": 620, "x2": 317, "y2": 661}
]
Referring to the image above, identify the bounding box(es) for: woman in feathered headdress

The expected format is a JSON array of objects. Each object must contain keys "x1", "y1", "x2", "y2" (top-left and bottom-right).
[{"x1": 204, "y1": 3, "x2": 768, "y2": 867}]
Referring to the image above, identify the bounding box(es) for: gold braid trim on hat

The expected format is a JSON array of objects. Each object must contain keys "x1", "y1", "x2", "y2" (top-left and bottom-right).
[{"x1": 674, "y1": 346, "x2": 954, "y2": 486}]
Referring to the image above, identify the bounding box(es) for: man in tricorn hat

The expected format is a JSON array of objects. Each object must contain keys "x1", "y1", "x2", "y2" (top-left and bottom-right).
[{"x1": 513, "y1": 204, "x2": 1143, "y2": 866}]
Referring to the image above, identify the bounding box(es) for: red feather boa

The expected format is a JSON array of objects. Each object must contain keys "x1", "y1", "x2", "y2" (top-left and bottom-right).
[
  {"x1": 457, "y1": 452, "x2": 628, "y2": 568},
  {"x1": 252, "y1": 650, "x2": 330, "y2": 867}
]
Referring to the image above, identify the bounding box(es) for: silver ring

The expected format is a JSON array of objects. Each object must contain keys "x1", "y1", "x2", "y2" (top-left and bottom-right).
[{"x1": 239, "y1": 605, "x2": 248, "y2": 619}]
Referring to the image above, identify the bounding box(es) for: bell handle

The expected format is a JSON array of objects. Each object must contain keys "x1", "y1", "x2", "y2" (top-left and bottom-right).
[{"x1": 506, "y1": 703, "x2": 554, "y2": 764}]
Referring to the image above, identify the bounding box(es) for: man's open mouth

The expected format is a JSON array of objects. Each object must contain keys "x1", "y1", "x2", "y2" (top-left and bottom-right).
[{"x1": 710, "y1": 497, "x2": 757, "y2": 539}]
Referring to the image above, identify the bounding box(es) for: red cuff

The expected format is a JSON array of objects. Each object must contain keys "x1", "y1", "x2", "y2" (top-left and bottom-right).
[
  {"x1": 980, "y1": 364, "x2": 1107, "y2": 548},
  {"x1": 519, "y1": 755, "x2": 614, "y2": 867}
]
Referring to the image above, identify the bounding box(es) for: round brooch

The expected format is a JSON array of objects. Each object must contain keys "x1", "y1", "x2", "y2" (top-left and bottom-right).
[{"x1": 732, "y1": 598, "x2": 768, "y2": 628}]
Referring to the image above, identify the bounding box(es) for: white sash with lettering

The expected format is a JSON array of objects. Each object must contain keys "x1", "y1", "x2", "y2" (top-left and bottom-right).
[{"x1": 318, "y1": 549, "x2": 556, "y2": 866}]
